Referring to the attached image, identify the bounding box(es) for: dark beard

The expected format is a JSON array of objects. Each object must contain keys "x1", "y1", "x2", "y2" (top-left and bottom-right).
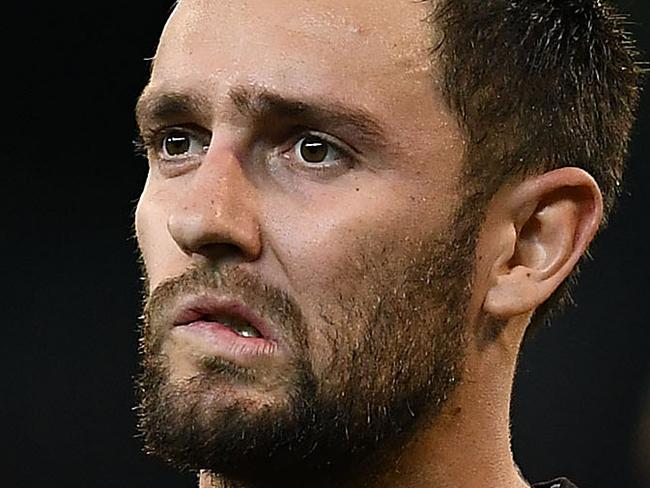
[{"x1": 136, "y1": 205, "x2": 479, "y2": 487}]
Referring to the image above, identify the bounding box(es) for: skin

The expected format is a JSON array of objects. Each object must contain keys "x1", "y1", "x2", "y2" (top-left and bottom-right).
[{"x1": 135, "y1": 0, "x2": 604, "y2": 486}]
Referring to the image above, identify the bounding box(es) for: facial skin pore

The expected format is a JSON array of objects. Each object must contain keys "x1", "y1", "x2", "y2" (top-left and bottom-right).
[{"x1": 135, "y1": 1, "x2": 603, "y2": 487}]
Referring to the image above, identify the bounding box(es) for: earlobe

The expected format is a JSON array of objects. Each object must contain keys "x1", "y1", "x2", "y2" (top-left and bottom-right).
[{"x1": 483, "y1": 168, "x2": 603, "y2": 319}]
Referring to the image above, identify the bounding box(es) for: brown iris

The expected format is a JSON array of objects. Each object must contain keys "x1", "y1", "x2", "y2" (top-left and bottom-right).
[
  {"x1": 299, "y1": 136, "x2": 329, "y2": 164},
  {"x1": 164, "y1": 132, "x2": 191, "y2": 156}
]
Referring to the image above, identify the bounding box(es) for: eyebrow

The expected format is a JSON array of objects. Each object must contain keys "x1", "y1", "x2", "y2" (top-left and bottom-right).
[
  {"x1": 135, "y1": 85, "x2": 390, "y2": 150},
  {"x1": 229, "y1": 86, "x2": 389, "y2": 149},
  {"x1": 135, "y1": 90, "x2": 212, "y2": 132}
]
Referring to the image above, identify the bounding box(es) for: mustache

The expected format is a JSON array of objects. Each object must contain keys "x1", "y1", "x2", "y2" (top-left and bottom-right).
[{"x1": 142, "y1": 265, "x2": 307, "y2": 350}]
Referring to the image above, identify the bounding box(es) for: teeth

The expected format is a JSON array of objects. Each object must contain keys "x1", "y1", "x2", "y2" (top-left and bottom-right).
[
  {"x1": 230, "y1": 322, "x2": 263, "y2": 338},
  {"x1": 211, "y1": 314, "x2": 263, "y2": 339}
]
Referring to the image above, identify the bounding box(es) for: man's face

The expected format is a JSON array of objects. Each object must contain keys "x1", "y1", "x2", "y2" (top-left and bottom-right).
[{"x1": 136, "y1": 0, "x2": 476, "y2": 480}]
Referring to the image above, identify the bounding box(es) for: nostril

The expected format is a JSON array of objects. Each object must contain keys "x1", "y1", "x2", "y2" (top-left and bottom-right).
[{"x1": 194, "y1": 242, "x2": 251, "y2": 263}]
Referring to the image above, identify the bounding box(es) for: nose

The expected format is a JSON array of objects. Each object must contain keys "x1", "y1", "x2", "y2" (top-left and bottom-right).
[{"x1": 167, "y1": 143, "x2": 262, "y2": 263}]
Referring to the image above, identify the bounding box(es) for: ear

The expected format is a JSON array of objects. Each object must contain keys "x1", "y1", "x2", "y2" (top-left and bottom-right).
[{"x1": 483, "y1": 167, "x2": 603, "y2": 319}]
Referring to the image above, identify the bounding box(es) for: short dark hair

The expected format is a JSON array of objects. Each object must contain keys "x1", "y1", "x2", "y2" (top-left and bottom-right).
[{"x1": 429, "y1": 0, "x2": 642, "y2": 330}]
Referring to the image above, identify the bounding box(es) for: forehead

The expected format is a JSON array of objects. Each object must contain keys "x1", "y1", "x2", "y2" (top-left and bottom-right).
[
  {"x1": 157, "y1": 0, "x2": 433, "y2": 68},
  {"x1": 150, "y1": 0, "x2": 445, "y2": 120}
]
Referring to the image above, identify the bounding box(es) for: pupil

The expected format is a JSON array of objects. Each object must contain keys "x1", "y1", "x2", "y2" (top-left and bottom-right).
[
  {"x1": 300, "y1": 137, "x2": 328, "y2": 163},
  {"x1": 165, "y1": 133, "x2": 190, "y2": 156}
]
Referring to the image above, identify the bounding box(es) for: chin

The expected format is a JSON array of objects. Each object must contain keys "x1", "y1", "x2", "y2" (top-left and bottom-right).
[{"x1": 137, "y1": 356, "x2": 324, "y2": 477}]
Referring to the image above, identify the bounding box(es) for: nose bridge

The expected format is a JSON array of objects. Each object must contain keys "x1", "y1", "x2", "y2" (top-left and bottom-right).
[{"x1": 167, "y1": 143, "x2": 261, "y2": 261}]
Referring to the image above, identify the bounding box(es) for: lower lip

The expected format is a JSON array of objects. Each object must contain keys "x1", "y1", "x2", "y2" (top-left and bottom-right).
[{"x1": 173, "y1": 321, "x2": 279, "y2": 361}]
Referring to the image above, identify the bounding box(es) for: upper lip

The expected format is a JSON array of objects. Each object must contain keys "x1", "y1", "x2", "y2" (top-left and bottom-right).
[{"x1": 172, "y1": 294, "x2": 276, "y2": 341}]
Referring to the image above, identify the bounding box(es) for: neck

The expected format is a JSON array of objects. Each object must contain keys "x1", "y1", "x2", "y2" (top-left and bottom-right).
[
  {"x1": 199, "y1": 326, "x2": 530, "y2": 488},
  {"x1": 367, "y1": 333, "x2": 529, "y2": 488}
]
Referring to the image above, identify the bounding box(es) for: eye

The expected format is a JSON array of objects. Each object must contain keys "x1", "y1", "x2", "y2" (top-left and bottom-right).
[
  {"x1": 160, "y1": 129, "x2": 209, "y2": 160},
  {"x1": 294, "y1": 135, "x2": 344, "y2": 166}
]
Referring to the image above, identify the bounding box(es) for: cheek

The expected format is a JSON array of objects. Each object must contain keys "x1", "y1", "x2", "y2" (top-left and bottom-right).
[
  {"x1": 135, "y1": 181, "x2": 187, "y2": 290},
  {"x1": 270, "y1": 184, "x2": 454, "y2": 295},
  {"x1": 262, "y1": 177, "x2": 458, "y2": 371}
]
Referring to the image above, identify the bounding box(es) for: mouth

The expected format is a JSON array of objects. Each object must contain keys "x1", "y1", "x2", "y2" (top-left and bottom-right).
[
  {"x1": 180, "y1": 311, "x2": 264, "y2": 339},
  {"x1": 170, "y1": 296, "x2": 280, "y2": 362}
]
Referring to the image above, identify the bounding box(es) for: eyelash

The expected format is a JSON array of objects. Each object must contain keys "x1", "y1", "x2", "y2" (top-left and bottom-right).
[
  {"x1": 133, "y1": 135, "x2": 148, "y2": 159},
  {"x1": 284, "y1": 131, "x2": 356, "y2": 168},
  {"x1": 136, "y1": 126, "x2": 208, "y2": 160},
  {"x1": 134, "y1": 126, "x2": 359, "y2": 174}
]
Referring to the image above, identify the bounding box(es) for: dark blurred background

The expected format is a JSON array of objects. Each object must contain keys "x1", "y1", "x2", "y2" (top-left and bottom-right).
[{"x1": 2, "y1": 1, "x2": 648, "y2": 487}]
